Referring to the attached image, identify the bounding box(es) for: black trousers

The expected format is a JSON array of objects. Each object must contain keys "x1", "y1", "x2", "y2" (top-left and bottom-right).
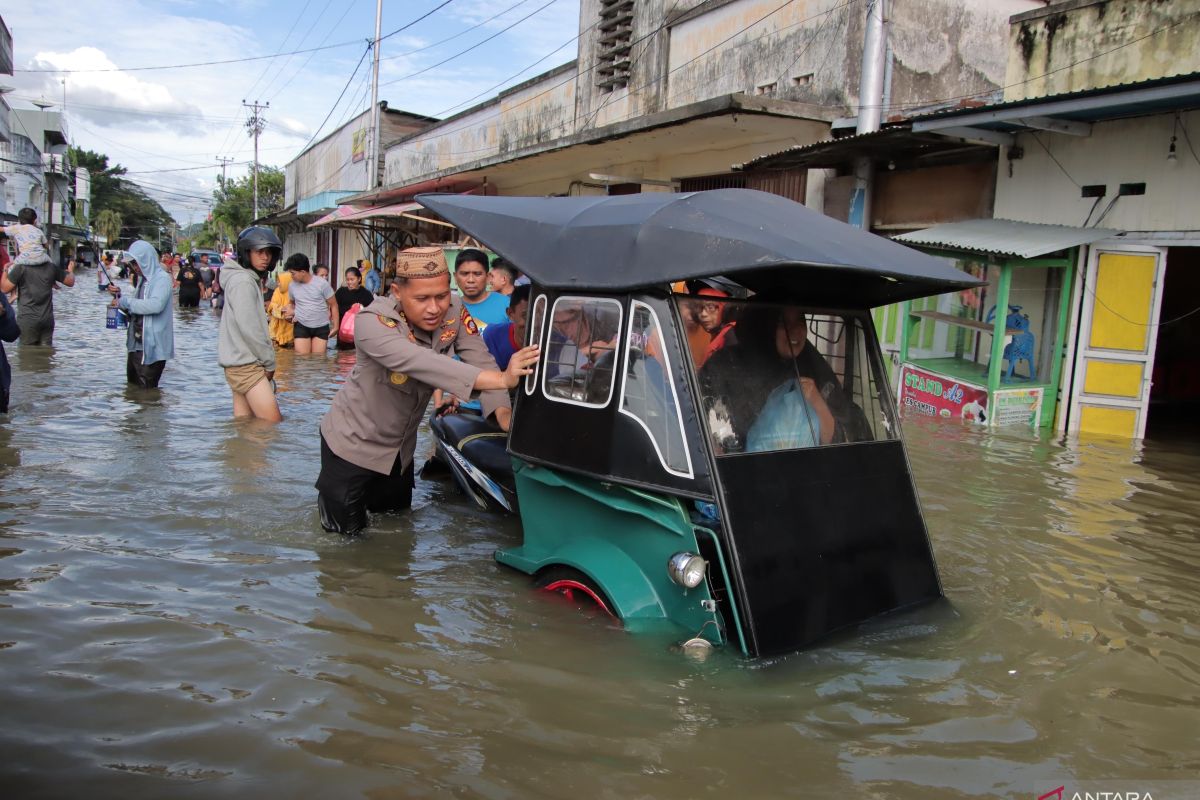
[
  {"x1": 126, "y1": 350, "x2": 166, "y2": 388},
  {"x1": 316, "y1": 435, "x2": 413, "y2": 535}
]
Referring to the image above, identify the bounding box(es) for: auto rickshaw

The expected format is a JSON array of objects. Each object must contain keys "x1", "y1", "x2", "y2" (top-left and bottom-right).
[{"x1": 419, "y1": 189, "x2": 979, "y2": 657}]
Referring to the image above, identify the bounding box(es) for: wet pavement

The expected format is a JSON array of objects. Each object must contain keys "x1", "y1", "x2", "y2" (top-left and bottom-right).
[{"x1": 1, "y1": 273, "x2": 1198, "y2": 798}]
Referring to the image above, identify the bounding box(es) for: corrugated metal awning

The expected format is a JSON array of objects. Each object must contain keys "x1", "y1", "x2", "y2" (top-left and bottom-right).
[
  {"x1": 739, "y1": 128, "x2": 995, "y2": 171},
  {"x1": 893, "y1": 219, "x2": 1121, "y2": 259}
]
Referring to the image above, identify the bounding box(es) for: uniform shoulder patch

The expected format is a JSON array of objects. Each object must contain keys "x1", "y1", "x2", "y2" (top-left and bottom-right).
[
  {"x1": 460, "y1": 307, "x2": 480, "y2": 336},
  {"x1": 377, "y1": 314, "x2": 398, "y2": 328}
]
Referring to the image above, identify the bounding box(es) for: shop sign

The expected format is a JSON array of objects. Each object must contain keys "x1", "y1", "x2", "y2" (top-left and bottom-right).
[
  {"x1": 898, "y1": 364, "x2": 989, "y2": 424},
  {"x1": 992, "y1": 387, "x2": 1043, "y2": 428}
]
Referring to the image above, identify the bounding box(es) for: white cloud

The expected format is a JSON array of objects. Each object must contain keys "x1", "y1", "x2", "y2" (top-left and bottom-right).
[
  {"x1": 0, "y1": 0, "x2": 582, "y2": 221},
  {"x1": 21, "y1": 47, "x2": 204, "y2": 130},
  {"x1": 272, "y1": 116, "x2": 311, "y2": 138}
]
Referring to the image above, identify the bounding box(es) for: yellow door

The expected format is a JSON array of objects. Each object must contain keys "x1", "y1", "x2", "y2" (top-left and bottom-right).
[{"x1": 1068, "y1": 248, "x2": 1165, "y2": 439}]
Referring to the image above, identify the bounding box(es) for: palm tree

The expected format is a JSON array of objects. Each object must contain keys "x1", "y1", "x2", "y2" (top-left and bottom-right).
[{"x1": 95, "y1": 209, "x2": 123, "y2": 250}]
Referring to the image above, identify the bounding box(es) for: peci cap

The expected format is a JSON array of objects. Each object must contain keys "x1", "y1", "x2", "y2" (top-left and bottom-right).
[{"x1": 395, "y1": 246, "x2": 448, "y2": 279}]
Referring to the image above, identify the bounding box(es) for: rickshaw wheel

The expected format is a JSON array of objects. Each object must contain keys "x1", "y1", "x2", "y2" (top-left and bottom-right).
[{"x1": 535, "y1": 567, "x2": 617, "y2": 619}]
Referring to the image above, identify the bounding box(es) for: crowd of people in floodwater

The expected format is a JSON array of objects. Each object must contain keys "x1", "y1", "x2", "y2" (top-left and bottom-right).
[
  {"x1": 0, "y1": 213, "x2": 537, "y2": 535},
  {"x1": 2, "y1": 213, "x2": 846, "y2": 536}
]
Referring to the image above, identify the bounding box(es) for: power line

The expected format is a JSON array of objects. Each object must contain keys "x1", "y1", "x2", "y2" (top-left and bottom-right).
[
  {"x1": 16, "y1": 37, "x2": 364, "y2": 74},
  {"x1": 292, "y1": 45, "x2": 373, "y2": 158},
  {"x1": 432, "y1": 13, "x2": 592, "y2": 119},
  {"x1": 265, "y1": 0, "x2": 356, "y2": 101},
  {"x1": 243, "y1": 0, "x2": 318, "y2": 101},
  {"x1": 124, "y1": 161, "x2": 249, "y2": 175},
  {"x1": 378, "y1": 0, "x2": 561, "y2": 90},
  {"x1": 377, "y1": 0, "x2": 536, "y2": 65}
]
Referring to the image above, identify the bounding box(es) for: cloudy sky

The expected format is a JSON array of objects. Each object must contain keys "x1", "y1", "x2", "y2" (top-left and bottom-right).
[{"x1": 4, "y1": 0, "x2": 580, "y2": 224}]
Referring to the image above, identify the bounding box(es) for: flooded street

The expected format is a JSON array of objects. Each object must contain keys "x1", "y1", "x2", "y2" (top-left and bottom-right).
[{"x1": 1, "y1": 275, "x2": 1198, "y2": 799}]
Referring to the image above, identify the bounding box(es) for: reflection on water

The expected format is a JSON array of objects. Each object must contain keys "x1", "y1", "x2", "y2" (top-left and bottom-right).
[{"x1": 0, "y1": 277, "x2": 1198, "y2": 797}]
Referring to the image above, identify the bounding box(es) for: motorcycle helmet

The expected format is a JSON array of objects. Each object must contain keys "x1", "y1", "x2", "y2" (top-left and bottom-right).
[
  {"x1": 236, "y1": 226, "x2": 282, "y2": 272},
  {"x1": 684, "y1": 276, "x2": 749, "y2": 299}
]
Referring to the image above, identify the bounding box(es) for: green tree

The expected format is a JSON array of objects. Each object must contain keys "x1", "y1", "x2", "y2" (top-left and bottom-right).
[
  {"x1": 69, "y1": 146, "x2": 177, "y2": 250},
  {"x1": 211, "y1": 166, "x2": 284, "y2": 233},
  {"x1": 94, "y1": 209, "x2": 123, "y2": 249}
]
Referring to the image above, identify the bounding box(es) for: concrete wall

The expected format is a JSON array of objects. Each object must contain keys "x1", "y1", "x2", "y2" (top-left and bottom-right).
[
  {"x1": 385, "y1": 64, "x2": 578, "y2": 186},
  {"x1": 288, "y1": 108, "x2": 436, "y2": 207},
  {"x1": 286, "y1": 110, "x2": 374, "y2": 208},
  {"x1": 993, "y1": 111, "x2": 1200, "y2": 232},
  {"x1": 383, "y1": 0, "x2": 1039, "y2": 193},
  {"x1": 1004, "y1": 0, "x2": 1200, "y2": 101},
  {"x1": 0, "y1": 133, "x2": 43, "y2": 213}
]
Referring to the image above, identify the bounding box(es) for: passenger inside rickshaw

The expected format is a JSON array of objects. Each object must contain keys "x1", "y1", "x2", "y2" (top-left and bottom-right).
[
  {"x1": 545, "y1": 299, "x2": 620, "y2": 405},
  {"x1": 680, "y1": 290, "x2": 738, "y2": 368},
  {"x1": 698, "y1": 303, "x2": 876, "y2": 454}
]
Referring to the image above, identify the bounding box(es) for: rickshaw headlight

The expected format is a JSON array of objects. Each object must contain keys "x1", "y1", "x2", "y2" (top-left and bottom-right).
[{"x1": 668, "y1": 552, "x2": 706, "y2": 589}]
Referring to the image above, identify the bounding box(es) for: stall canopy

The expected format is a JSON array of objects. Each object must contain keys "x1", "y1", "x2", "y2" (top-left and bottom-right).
[
  {"x1": 894, "y1": 219, "x2": 1120, "y2": 259},
  {"x1": 309, "y1": 201, "x2": 422, "y2": 228},
  {"x1": 417, "y1": 189, "x2": 981, "y2": 306}
]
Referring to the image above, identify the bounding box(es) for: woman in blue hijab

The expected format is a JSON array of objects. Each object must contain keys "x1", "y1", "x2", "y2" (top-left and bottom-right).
[{"x1": 107, "y1": 240, "x2": 175, "y2": 388}]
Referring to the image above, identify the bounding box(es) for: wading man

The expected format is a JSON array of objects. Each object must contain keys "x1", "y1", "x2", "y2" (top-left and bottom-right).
[
  {"x1": 108, "y1": 240, "x2": 174, "y2": 389},
  {"x1": 316, "y1": 247, "x2": 539, "y2": 535},
  {"x1": 218, "y1": 226, "x2": 283, "y2": 422}
]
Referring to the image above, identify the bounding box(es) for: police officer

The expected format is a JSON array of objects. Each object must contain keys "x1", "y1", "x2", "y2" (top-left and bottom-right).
[{"x1": 316, "y1": 246, "x2": 538, "y2": 534}]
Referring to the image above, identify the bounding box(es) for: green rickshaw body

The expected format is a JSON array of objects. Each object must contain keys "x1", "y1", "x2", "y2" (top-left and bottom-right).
[
  {"x1": 497, "y1": 462, "x2": 730, "y2": 644},
  {"x1": 417, "y1": 190, "x2": 981, "y2": 658}
]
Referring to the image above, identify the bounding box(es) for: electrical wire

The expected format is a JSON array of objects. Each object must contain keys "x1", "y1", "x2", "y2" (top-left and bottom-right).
[
  {"x1": 16, "y1": 38, "x2": 364, "y2": 74},
  {"x1": 1177, "y1": 112, "x2": 1200, "y2": 168},
  {"x1": 431, "y1": 15, "x2": 594, "y2": 119},
  {"x1": 266, "y1": 0, "x2": 358, "y2": 101},
  {"x1": 291, "y1": 45, "x2": 373, "y2": 158},
  {"x1": 1029, "y1": 132, "x2": 1079, "y2": 187},
  {"x1": 378, "y1": 0, "x2": 536, "y2": 65},
  {"x1": 243, "y1": 0, "x2": 318, "y2": 101},
  {"x1": 377, "y1": 0, "x2": 562, "y2": 90}
]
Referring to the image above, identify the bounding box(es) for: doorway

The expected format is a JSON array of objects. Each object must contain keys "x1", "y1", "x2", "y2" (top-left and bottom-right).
[{"x1": 1146, "y1": 246, "x2": 1200, "y2": 441}]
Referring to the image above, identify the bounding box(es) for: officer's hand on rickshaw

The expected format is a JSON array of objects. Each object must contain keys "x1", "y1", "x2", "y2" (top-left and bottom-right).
[
  {"x1": 494, "y1": 406, "x2": 513, "y2": 432},
  {"x1": 435, "y1": 393, "x2": 461, "y2": 417},
  {"x1": 502, "y1": 345, "x2": 540, "y2": 389}
]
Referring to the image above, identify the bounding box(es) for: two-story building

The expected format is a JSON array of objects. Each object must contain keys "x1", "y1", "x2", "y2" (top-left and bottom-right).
[
  {"x1": 0, "y1": 15, "x2": 13, "y2": 222},
  {"x1": 347, "y1": 0, "x2": 1039, "y2": 215},
  {"x1": 273, "y1": 104, "x2": 437, "y2": 280}
]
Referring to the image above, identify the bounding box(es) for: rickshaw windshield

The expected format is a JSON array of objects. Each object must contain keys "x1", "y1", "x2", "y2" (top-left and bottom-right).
[{"x1": 682, "y1": 298, "x2": 896, "y2": 455}]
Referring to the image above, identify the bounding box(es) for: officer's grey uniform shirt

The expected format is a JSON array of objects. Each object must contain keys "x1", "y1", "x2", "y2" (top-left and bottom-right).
[{"x1": 320, "y1": 295, "x2": 508, "y2": 475}]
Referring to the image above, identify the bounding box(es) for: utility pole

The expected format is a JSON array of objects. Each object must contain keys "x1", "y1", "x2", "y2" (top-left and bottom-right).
[
  {"x1": 368, "y1": 0, "x2": 383, "y2": 189},
  {"x1": 214, "y1": 156, "x2": 234, "y2": 249},
  {"x1": 242, "y1": 100, "x2": 269, "y2": 221},
  {"x1": 850, "y1": 0, "x2": 888, "y2": 230},
  {"x1": 368, "y1": 0, "x2": 384, "y2": 275},
  {"x1": 215, "y1": 155, "x2": 234, "y2": 188}
]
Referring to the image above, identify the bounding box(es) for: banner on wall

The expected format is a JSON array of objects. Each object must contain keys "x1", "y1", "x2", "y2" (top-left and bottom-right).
[
  {"x1": 351, "y1": 129, "x2": 368, "y2": 163},
  {"x1": 898, "y1": 364, "x2": 990, "y2": 424}
]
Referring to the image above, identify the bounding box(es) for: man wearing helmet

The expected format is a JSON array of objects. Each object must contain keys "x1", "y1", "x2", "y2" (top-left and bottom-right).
[{"x1": 219, "y1": 226, "x2": 283, "y2": 421}]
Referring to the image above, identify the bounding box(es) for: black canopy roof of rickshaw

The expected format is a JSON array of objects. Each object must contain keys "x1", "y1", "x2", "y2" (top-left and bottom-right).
[{"x1": 417, "y1": 189, "x2": 981, "y2": 307}]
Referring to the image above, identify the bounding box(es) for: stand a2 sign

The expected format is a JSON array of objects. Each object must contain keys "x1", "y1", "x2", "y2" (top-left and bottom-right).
[{"x1": 898, "y1": 364, "x2": 1042, "y2": 428}]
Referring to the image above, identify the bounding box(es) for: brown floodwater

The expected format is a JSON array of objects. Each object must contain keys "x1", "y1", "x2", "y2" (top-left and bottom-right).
[{"x1": 1, "y1": 276, "x2": 1197, "y2": 799}]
